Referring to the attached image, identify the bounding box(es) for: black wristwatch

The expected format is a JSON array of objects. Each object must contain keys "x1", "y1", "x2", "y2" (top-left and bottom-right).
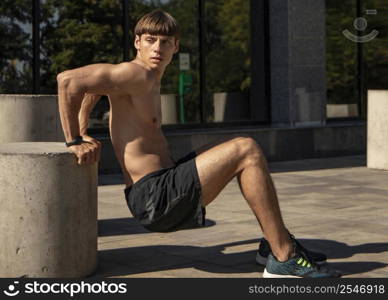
[{"x1": 65, "y1": 136, "x2": 83, "y2": 147}]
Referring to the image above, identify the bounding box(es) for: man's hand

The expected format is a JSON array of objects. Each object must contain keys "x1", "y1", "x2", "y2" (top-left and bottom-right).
[{"x1": 68, "y1": 135, "x2": 102, "y2": 165}]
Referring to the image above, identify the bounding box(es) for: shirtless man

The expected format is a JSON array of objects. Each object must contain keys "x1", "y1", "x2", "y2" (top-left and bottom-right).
[{"x1": 57, "y1": 10, "x2": 339, "y2": 278}]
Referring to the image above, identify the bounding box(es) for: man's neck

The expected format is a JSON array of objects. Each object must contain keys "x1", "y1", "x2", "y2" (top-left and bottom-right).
[{"x1": 133, "y1": 57, "x2": 165, "y2": 82}]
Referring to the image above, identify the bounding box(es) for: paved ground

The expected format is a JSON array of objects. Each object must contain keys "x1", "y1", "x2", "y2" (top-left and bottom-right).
[{"x1": 93, "y1": 155, "x2": 388, "y2": 278}]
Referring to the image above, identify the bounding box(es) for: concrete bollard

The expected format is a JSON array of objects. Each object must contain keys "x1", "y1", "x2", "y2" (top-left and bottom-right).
[
  {"x1": 0, "y1": 94, "x2": 64, "y2": 143},
  {"x1": 0, "y1": 143, "x2": 98, "y2": 277},
  {"x1": 367, "y1": 90, "x2": 388, "y2": 170}
]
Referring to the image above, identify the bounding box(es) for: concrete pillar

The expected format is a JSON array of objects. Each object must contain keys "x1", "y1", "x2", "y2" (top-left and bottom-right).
[
  {"x1": 0, "y1": 143, "x2": 98, "y2": 277},
  {"x1": 367, "y1": 90, "x2": 388, "y2": 170},
  {"x1": 269, "y1": 0, "x2": 327, "y2": 126},
  {"x1": 0, "y1": 94, "x2": 64, "y2": 143}
]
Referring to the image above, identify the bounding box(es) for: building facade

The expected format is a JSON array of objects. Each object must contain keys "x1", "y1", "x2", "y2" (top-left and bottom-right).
[{"x1": 1, "y1": 0, "x2": 387, "y2": 172}]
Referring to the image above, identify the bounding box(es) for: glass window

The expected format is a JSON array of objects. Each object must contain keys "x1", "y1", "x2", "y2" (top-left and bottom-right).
[
  {"x1": 159, "y1": 0, "x2": 201, "y2": 124},
  {"x1": 205, "y1": 0, "x2": 251, "y2": 123},
  {"x1": 0, "y1": 0, "x2": 33, "y2": 93},
  {"x1": 30, "y1": 0, "x2": 258, "y2": 128},
  {"x1": 364, "y1": 0, "x2": 388, "y2": 90},
  {"x1": 326, "y1": 0, "x2": 360, "y2": 118}
]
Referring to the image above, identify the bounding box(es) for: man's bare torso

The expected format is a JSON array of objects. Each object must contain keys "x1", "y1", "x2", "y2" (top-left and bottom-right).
[{"x1": 107, "y1": 62, "x2": 174, "y2": 187}]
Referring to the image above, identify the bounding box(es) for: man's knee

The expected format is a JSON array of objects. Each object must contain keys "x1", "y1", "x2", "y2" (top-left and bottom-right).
[{"x1": 232, "y1": 136, "x2": 264, "y2": 159}]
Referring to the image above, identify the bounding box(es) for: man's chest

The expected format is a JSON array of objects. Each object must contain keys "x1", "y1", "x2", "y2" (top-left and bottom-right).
[{"x1": 132, "y1": 89, "x2": 161, "y2": 117}]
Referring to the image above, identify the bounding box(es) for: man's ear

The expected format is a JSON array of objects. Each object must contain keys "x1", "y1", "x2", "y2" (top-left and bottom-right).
[
  {"x1": 174, "y1": 39, "x2": 180, "y2": 54},
  {"x1": 134, "y1": 35, "x2": 141, "y2": 50}
]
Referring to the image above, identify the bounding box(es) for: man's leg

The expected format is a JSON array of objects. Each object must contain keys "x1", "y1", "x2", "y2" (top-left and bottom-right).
[{"x1": 194, "y1": 136, "x2": 293, "y2": 261}]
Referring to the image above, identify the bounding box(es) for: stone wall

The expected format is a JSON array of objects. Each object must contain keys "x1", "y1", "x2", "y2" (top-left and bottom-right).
[{"x1": 269, "y1": 0, "x2": 327, "y2": 125}]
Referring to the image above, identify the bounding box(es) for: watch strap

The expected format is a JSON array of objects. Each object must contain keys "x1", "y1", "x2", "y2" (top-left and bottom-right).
[{"x1": 65, "y1": 136, "x2": 83, "y2": 147}]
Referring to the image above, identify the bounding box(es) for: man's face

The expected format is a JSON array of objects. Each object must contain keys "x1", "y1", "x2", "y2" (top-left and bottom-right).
[{"x1": 135, "y1": 34, "x2": 179, "y2": 70}]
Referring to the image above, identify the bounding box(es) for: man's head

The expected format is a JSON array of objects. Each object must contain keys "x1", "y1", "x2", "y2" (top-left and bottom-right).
[{"x1": 134, "y1": 10, "x2": 179, "y2": 70}]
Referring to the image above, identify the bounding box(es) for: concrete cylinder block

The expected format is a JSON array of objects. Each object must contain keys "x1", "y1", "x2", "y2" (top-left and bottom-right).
[
  {"x1": 367, "y1": 90, "x2": 388, "y2": 170},
  {"x1": 0, "y1": 94, "x2": 64, "y2": 143},
  {"x1": 0, "y1": 143, "x2": 98, "y2": 277}
]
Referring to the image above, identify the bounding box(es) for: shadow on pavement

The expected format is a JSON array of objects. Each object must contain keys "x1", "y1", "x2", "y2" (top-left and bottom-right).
[
  {"x1": 93, "y1": 236, "x2": 388, "y2": 277},
  {"x1": 98, "y1": 217, "x2": 216, "y2": 237}
]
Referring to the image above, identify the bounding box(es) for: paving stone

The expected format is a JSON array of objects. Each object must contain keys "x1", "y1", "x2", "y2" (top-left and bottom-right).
[{"x1": 125, "y1": 262, "x2": 255, "y2": 278}]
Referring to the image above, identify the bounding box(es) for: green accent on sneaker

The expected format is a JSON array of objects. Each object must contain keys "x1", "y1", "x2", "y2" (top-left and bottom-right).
[{"x1": 263, "y1": 253, "x2": 341, "y2": 278}]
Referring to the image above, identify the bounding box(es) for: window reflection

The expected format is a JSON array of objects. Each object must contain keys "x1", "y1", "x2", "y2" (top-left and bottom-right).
[
  {"x1": 159, "y1": 0, "x2": 200, "y2": 124},
  {"x1": 364, "y1": 0, "x2": 388, "y2": 90},
  {"x1": 0, "y1": 0, "x2": 33, "y2": 93},
  {"x1": 206, "y1": 0, "x2": 251, "y2": 123},
  {"x1": 326, "y1": 0, "x2": 359, "y2": 118}
]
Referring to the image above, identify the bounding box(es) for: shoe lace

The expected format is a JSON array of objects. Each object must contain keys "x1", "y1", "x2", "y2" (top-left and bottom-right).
[
  {"x1": 289, "y1": 232, "x2": 320, "y2": 263},
  {"x1": 289, "y1": 234, "x2": 318, "y2": 269}
]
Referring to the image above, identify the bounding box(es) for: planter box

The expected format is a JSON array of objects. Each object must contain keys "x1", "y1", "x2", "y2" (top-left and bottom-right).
[
  {"x1": 161, "y1": 94, "x2": 178, "y2": 124},
  {"x1": 327, "y1": 104, "x2": 359, "y2": 118},
  {"x1": 213, "y1": 92, "x2": 249, "y2": 122}
]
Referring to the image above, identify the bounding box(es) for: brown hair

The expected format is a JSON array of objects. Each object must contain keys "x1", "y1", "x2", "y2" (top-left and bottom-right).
[{"x1": 134, "y1": 10, "x2": 179, "y2": 39}]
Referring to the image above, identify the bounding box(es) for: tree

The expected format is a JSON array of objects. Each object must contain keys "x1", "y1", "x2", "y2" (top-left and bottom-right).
[
  {"x1": 40, "y1": 0, "x2": 131, "y2": 93},
  {"x1": 363, "y1": 0, "x2": 388, "y2": 90},
  {"x1": 207, "y1": 0, "x2": 250, "y2": 93},
  {"x1": 0, "y1": 0, "x2": 32, "y2": 93},
  {"x1": 326, "y1": 0, "x2": 358, "y2": 104}
]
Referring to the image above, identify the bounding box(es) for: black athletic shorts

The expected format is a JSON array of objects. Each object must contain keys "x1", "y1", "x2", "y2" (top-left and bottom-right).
[{"x1": 124, "y1": 151, "x2": 206, "y2": 232}]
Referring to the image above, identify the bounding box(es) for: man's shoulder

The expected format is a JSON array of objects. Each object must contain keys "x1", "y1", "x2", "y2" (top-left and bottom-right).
[
  {"x1": 114, "y1": 61, "x2": 156, "y2": 86},
  {"x1": 116, "y1": 61, "x2": 153, "y2": 76},
  {"x1": 106, "y1": 62, "x2": 155, "y2": 97}
]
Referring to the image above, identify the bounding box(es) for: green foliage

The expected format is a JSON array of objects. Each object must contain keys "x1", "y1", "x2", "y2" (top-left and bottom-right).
[
  {"x1": 0, "y1": 0, "x2": 32, "y2": 93},
  {"x1": 326, "y1": 0, "x2": 358, "y2": 104},
  {"x1": 363, "y1": 0, "x2": 388, "y2": 89},
  {"x1": 39, "y1": 0, "x2": 127, "y2": 92},
  {"x1": 205, "y1": 0, "x2": 250, "y2": 93}
]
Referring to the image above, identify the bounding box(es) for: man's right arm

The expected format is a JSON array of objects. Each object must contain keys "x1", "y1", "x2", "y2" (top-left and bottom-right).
[{"x1": 57, "y1": 62, "x2": 149, "y2": 164}]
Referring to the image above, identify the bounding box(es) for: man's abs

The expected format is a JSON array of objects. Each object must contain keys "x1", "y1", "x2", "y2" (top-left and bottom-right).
[
  {"x1": 108, "y1": 93, "x2": 175, "y2": 185},
  {"x1": 121, "y1": 137, "x2": 175, "y2": 184}
]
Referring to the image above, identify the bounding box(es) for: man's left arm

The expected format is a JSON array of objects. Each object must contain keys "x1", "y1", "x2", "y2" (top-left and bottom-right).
[
  {"x1": 78, "y1": 93, "x2": 103, "y2": 160},
  {"x1": 78, "y1": 93, "x2": 102, "y2": 136}
]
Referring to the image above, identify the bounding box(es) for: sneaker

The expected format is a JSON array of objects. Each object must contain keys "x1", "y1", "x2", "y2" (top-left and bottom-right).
[
  {"x1": 256, "y1": 235, "x2": 327, "y2": 265},
  {"x1": 263, "y1": 253, "x2": 341, "y2": 278}
]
